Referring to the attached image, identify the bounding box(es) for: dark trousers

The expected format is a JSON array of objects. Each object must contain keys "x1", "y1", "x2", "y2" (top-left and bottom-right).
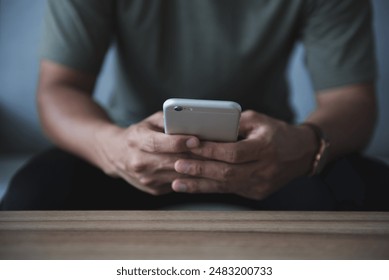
[{"x1": 1, "y1": 148, "x2": 388, "y2": 211}]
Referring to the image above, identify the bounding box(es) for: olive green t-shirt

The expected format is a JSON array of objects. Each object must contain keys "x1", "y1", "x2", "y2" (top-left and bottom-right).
[{"x1": 41, "y1": 0, "x2": 376, "y2": 125}]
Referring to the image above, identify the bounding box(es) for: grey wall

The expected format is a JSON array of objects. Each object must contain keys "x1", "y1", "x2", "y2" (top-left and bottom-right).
[
  {"x1": 0, "y1": 0, "x2": 114, "y2": 153},
  {"x1": 368, "y1": 0, "x2": 389, "y2": 156},
  {"x1": 0, "y1": 0, "x2": 388, "y2": 157},
  {"x1": 0, "y1": 0, "x2": 48, "y2": 153}
]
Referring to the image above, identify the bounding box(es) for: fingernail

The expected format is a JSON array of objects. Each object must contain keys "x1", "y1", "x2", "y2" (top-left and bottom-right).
[
  {"x1": 186, "y1": 138, "x2": 199, "y2": 148},
  {"x1": 176, "y1": 161, "x2": 191, "y2": 174},
  {"x1": 174, "y1": 183, "x2": 187, "y2": 192}
]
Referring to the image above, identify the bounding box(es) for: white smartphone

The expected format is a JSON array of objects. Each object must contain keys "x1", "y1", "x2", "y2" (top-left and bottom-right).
[{"x1": 163, "y1": 98, "x2": 241, "y2": 142}]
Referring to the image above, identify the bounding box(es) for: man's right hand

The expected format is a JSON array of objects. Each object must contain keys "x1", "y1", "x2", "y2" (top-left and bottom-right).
[
  {"x1": 95, "y1": 112, "x2": 200, "y2": 195},
  {"x1": 38, "y1": 61, "x2": 200, "y2": 196}
]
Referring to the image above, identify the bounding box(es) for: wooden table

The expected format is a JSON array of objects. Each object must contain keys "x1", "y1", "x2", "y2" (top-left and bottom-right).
[{"x1": 1, "y1": 211, "x2": 389, "y2": 259}]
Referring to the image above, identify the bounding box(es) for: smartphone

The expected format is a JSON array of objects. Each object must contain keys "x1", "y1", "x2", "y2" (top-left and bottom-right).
[{"x1": 163, "y1": 98, "x2": 241, "y2": 142}]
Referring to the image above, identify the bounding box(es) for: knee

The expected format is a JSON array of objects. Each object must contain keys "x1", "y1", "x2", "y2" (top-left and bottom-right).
[
  {"x1": 1, "y1": 150, "x2": 74, "y2": 210},
  {"x1": 2, "y1": 162, "x2": 52, "y2": 210}
]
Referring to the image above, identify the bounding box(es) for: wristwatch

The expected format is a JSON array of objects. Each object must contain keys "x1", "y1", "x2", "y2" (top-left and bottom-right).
[{"x1": 301, "y1": 122, "x2": 330, "y2": 176}]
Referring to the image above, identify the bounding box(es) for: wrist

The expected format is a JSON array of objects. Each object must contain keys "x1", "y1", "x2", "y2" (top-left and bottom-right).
[
  {"x1": 293, "y1": 124, "x2": 319, "y2": 176},
  {"x1": 300, "y1": 122, "x2": 331, "y2": 176},
  {"x1": 92, "y1": 122, "x2": 125, "y2": 174}
]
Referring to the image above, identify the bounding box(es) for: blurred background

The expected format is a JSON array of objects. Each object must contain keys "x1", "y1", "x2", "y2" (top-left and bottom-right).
[{"x1": 1, "y1": 0, "x2": 388, "y2": 200}]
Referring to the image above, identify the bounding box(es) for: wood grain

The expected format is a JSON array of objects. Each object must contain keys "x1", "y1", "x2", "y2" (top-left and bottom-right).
[{"x1": 1, "y1": 211, "x2": 388, "y2": 259}]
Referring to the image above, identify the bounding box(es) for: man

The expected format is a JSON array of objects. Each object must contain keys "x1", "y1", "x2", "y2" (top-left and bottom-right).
[{"x1": 1, "y1": 0, "x2": 388, "y2": 210}]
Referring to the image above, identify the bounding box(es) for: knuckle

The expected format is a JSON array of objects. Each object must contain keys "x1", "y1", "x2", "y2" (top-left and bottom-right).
[
  {"x1": 229, "y1": 147, "x2": 247, "y2": 163},
  {"x1": 259, "y1": 127, "x2": 272, "y2": 140},
  {"x1": 225, "y1": 149, "x2": 238, "y2": 163},
  {"x1": 102, "y1": 159, "x2": 122, "y2": 178},
  {"x1": 221, "y1": 166, "x2": 235, "y2": 180},
  {"x1": 262, "y1": 164, "x2": 279, "y2": 181},
  {"x1": 139, "y1": 177, "x2": 156, "y2": 187},
  {"x1": 185, "y1": 187, "x2": 196, "y2": 194},
  {"x1": 143, "y1": 185, "x2": 167, "y2": 196},
  {"x1": 145, "y1": 135, "x2": 160, "y2": 152},
  {"x1": 202, "y1": 146, "x2": 216, "y2": 158},
  {"x1": 245, "y1": 110, "x2": 257, "y2": 119},
  {"x1": 185, "y1": 181, "x2": 200, "y2": 194},
  {"x1": 168, "y1": 138, "x2": 184, "y2": 152},
  {"x1": 125, "y1": 126, "x2": 138, "y2": 145},
  {"x1": 130, "y1": 160, "x2": 148, "y2": 173},
  {"x1": 147, "y1": 188, "x2": 162, "y2": 196},
  {"x1": 102, "y1": 167, "x2": 117, "y2": 177},
  {"x1": 194, "y1": 164, "x2": 203, "y2": 176},
  {"x1": 125, "y1": 125, "x2": 145, "y2": 149}
]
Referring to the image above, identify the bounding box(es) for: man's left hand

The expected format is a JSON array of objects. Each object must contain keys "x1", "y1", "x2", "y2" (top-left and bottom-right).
[{"x1": 172, "y1": 110, "x2": 317, "y2": 200}]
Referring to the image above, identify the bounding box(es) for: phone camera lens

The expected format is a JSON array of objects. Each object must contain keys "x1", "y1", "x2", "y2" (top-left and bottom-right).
[{"x1": 174, "y1": 106, "x2": 183, "y2": 112}]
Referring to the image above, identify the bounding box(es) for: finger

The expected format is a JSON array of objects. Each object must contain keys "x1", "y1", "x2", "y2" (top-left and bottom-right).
[
  {"x1": 238, "y1": 110, "x2": 275, "y2": 139},
  {"x1": 133, "y1": 112, "x2": 200, "y2": 153},
  {"x1": 116, "y1": 169, "x2": 173, "y2": 196},
  {"x1": 189, "y1": 139, "x2": 265, "y2": 163},
  {"x1": 172, "y1": 178, "x2": 228, "y2": 194},
  {"x1": 172, "y1": 177, "x2": 272, "y2": 200},
  {"x1": 145, "y1": 111, "x2": 165, "y2": 130},
  {"x1": 128, "y1": 152, "x2": 192, "y2": 175},
  {"x1": 121, "y1": 152, "x2": 191, "y2": 185},
  {"x1": 175, "y1": 159, "x2": 241, "y2": 182},
  {"x1": 138, "y1": 170, "x2": 185, "y2": 187},
  {"x1": 145, "y1": 133, "x2": 200, "y2": 153},
  {"x1": 152, "y1": 153, "x2": 190, "y2": 172}
]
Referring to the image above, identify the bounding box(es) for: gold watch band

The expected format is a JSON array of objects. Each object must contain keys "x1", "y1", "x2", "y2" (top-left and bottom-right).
[{"x1": 301, "y1": 122, "x2": 331, "y2": 176}]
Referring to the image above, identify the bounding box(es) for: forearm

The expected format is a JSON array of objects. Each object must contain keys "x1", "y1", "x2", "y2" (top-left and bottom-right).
[
  {"x1": 38, "y1": 84, "x2": 121, "y2": 167},
  {"x1": 37, "y1": 60, "x2": 123, "y2": 169},
  {"x1": 304, "y1": 83, "x2": 377, "y2": 161}
]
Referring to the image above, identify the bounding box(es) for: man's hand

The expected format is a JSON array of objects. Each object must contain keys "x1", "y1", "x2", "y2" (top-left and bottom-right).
[
  {"x1": 95, "y1": 112, "x2": 200, "y2": 195},
  {"x1": 172, "y1": 110, "x2": 317, "y2": 200},
  {"x1": 38, "y1": 61, "x2": 202, "y2": 196}
]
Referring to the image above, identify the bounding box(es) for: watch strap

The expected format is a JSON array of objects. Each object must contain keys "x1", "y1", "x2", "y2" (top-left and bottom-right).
[{"x1": 301, "y1": 122, "x2": 330, "y2": 176}]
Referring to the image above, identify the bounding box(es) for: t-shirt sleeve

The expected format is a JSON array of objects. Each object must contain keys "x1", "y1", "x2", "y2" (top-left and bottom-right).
[
  {"x1": 302, "y1": 0, "x2": 377, "y2": 91},
  {"x1": 41, "y1": 0, "x2": 115, "y2": 75}
]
